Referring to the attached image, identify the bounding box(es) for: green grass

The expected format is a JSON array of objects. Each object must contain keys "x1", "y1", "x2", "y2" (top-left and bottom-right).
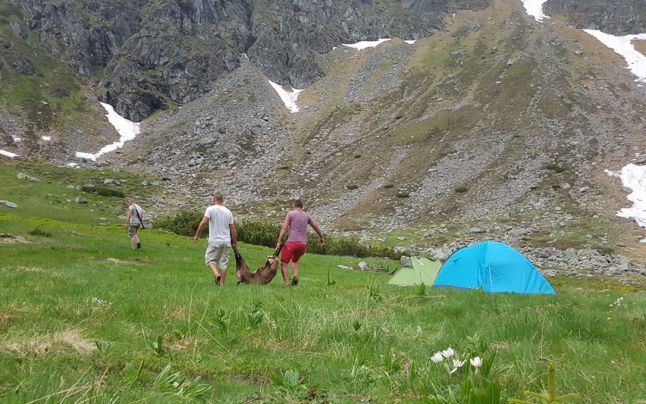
[{"x1": 0, "y1": 166, "x2": 645, "y2": 402}]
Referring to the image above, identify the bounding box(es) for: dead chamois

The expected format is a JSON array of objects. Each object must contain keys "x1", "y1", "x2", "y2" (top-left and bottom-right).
[{"x1": 234, "y1": 245, "x2": 283, "y2": 285}]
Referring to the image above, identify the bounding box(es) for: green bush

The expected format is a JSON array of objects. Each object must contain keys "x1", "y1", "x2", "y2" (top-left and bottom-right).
[
  {"x1": 155, "y1": 210, "x2": 400, "y2": 259},
  {"x1": 81, "y1": 185, "x2": 124, "y2": 198},
  {"x1": 28, "y1": 228, "x2": 52, "y2": 237},
  {"x1": 154, "y1": 210, "x2": 202, "y2": 237},
  {"x1": 454, "y1": 186, "x2": 469, "y2": 193},
  {"x1": 545, "y1": 163, "x2": 566, "y2": 173}
]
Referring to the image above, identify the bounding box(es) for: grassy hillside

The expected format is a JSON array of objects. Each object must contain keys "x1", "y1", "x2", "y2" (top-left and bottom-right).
[{"x1": 0, "y1": 160, "x2": 645, "y2": 402}]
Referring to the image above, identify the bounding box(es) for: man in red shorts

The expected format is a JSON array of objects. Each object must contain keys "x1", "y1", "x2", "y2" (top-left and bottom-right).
[{"x1": 275, "y1": 199, "x2": 325, "y2": 286}]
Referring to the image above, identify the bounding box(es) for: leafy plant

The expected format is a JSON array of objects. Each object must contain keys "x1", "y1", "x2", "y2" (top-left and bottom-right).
[
  {"x1": 352, "y1": 319, "x2": 363, "y2": 332},
  {"x1": 368, "y1": 284, "x2": 382, "y2": 301},
  {"x1": 270, "y1": 369, "x2": 307, "y2": 394},
  {"x1": 327, "y1": 266, "x2": 336, "y2": 286},
  {"x1": 153, "y1": 364, "x2": 211, "y2": 399},
  {"x1": 212, "y1": 308, "x2": 230, "y2": 333},
  {"x1": 414, "y1": 283, "x2": 427, "y2": 296},
  {"x1": 454, "y1": 186, "x2": 469, "y2": 193},
  {"x1": 122, "y1": 360, "x2": 145, "y2": 385},
  {"x1": 510, "y1": 362, "x2": 579, "y2": 403},
  {"x1": 247, "y1": 303, "x2": 264, "y2": 328},
  {"x1": 151, "y1": 335, "x2": 165, "y2": 356}
]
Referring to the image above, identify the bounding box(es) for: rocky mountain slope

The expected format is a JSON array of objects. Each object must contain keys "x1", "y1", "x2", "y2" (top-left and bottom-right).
[
  {"x1": 1, "y1": 0, "x2": 488, "y2": 121},
  {"x1": 1, "y1": 0, "x2": 646, "y2": 282}
]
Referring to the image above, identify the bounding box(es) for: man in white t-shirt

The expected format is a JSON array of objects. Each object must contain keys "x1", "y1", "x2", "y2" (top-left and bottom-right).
[
  {"x1": 193, "y1": 193, "x2": 238, "y2": 286},
  {"x1": 125, "y1": 198, "x2": 144, "y2": 250}
]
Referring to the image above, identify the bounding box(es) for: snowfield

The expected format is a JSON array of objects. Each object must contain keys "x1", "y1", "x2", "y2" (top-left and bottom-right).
[
  {"x1": 607, "y1": 164, "x2": 646, "y2": 240},
  {"x1": 521, "y1": 0, "x2": 549, "y2": 22},
  {"x1": 75, "y1": 103, "x2": 141, "y2": 161},
  {"x1": 584, "y1": 30, "x2": 646, "y2": 83},
  {"x1": 268, "y1": 80, "x2": 303, "y2": 113},
  {"x1": 342, "y1": 38, "x2": 391, "y2": 50},
  {"x1": 0, "y1": 150, "x2": 18, "y2": 158}
]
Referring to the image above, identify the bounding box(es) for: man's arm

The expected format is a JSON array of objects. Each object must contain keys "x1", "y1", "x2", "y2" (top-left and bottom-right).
[
  {"x1": 229, "y1": 223, "x2": 238, "y2": 247},
  {"x1": 310, "y1": 220, "x2": 325, "y2": 246},
  {"x1": 125, "y1": 207, "x2": 132, "y2": 227},
  {"x1": 193, "y1": 216, "x2": 209, "y2": 242},
  {"x1": 276, "y1": 219, "x2": 289, "y2": 249}
]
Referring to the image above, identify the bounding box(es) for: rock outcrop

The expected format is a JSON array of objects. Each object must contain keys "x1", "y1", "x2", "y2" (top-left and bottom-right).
[
  {"x1": 546, "y1": 0, "x2": 646, "y2": 34},
  {"x1": 5, "y1": 0, "x2": 489, "y2": 120}
]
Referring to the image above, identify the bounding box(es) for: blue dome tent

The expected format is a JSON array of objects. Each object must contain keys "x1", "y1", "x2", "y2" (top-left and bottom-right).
[{"x1": 434, "y1": 241, "x2": 556, "y2": 295}]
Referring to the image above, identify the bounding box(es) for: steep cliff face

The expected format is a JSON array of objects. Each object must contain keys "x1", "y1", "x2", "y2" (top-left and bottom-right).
[
  {"x1": 546, "y1": 0, "x2": 646, "y2": 35},
  {"x1": 4, "y1": 0, "x2": 489, "y2": 120}
]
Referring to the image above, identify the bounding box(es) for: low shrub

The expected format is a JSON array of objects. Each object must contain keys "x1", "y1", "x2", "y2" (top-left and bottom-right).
[
  {"x1": 154, "y1": 210, "x2": 202, "y2": 237},
  {"x1": 156, "y1": 210, "x2": 400, "y2": 259},
  {"x1": 28, "y1": 228, "x2": 52, "y2": 237},
  {"x1": 454, "y1": 187, "x2": 469, "y2": 193},
  {"x1": 81, "y1": 185, "x2": 124, "y2": 198},
  {"x1": 545, "y1": 163, "x2": 566, "y2": 173}
]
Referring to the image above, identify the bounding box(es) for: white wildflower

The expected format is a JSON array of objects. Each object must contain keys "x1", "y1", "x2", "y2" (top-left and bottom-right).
[
  {"x1": 449, "y1": 359, "x2": 465, "y2": 375},
  {"x1": 441, "y1": 347, "x2": 455, "y2": 358},
  {"x1": 431, "y1": 352, "x2": 444, "y2": 363},
  {"x1": 470, "y1": 357, "x2": 483, "y2": 368}
]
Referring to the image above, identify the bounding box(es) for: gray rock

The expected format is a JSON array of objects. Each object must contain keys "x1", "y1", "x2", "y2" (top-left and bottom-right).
[
  {"x1": 0, "y1": 200, "x2": 18, "y2": 209},
  {"x1": 75, "y1": 197, "x2": 88, "y2": 204},
  {"x1": 16, "y1": 173, "x2": 39, "y2": 182},
  {"x1": 469, "y1": 227, "x2": 485, "y2": 234}
]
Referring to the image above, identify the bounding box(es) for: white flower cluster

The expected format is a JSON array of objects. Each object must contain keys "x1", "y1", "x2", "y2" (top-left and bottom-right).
[
  {"x1": 91, "y1": 297, "x2": 111, "y2": 305},
  {"x1": 609, "y1": 297, "x2": 624, "y2": 308},
  {"x1": 431, "y1": 347, "x2": 482, "y2": 375}
]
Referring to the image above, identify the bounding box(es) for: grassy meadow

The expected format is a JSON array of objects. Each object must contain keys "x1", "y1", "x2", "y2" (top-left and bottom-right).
[{"x1": 0, "y1": 161, "x2": 645, "y2": 403}]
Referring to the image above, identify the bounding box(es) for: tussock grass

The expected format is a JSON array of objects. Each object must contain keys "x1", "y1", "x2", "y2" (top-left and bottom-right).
[{"x1": 1, "y1": 329, "x2": 96, "y2": 356}]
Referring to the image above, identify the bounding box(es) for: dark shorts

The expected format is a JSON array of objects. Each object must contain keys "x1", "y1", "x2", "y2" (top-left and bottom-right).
[
  {"x1": 128, "y1": 224, "x2": 140, "y2": 238},
  {"x1": 281, "y1": 241, "x2": 307, "y2": 263}
]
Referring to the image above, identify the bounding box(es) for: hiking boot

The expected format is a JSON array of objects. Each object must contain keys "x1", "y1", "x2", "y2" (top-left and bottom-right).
[
  {"x1": 136, "y1": 242, "x2": 141, "y2": 249},
  {"x1": 215, "y1": 274, "x2": 222, "y2": 286},
  {"x1": 291, "y1": 276, "x2": 299, "y2": 286}
]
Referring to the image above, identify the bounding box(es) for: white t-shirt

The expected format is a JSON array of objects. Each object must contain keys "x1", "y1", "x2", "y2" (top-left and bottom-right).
[
  {"x1": 129, "y1": 204, "x2": 144, "y2": 225},
  {"x1": 204, "y1": 204, "x2": 234, "y2": 244}
]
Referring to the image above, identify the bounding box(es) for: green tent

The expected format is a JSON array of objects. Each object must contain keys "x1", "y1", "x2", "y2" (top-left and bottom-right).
[{"x1": 388, "y1": 257, "x2": 441, "y2": 286}]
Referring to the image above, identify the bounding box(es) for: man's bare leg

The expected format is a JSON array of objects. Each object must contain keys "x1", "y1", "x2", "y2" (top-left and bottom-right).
[
  {"x1": 208, "y1": 262, "x2": 221, "y2": 284},
  {"x1": 130, "y1": 233, "x2": 139, "y2": 250},
  {"x1": 291, "y1": 262, "x2": 299, "y2": 282},
  {"x1": 281, "y1": 262, "x2": 290, "y2": 286},
  {"x1": 219, "y1": 269, "x2": 227, "y2": 286}
]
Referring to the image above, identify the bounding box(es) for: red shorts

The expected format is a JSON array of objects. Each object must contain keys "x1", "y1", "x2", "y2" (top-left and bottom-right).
[{"x1": 281, "y1": 241, "x2": 308, "y2": 263}]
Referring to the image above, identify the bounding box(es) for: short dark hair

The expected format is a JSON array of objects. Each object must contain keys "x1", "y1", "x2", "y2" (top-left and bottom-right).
[
  {"x1": 292, "y1": 199, "x2": 303, "y2": 208},
  {"x1": 213, "y1": 193, "x2": 224, "y2": 202}
]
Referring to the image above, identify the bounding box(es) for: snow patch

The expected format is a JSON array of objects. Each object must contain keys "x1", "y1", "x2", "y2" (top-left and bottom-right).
[
  {"x1": 607, "y1": 164, "x2": 646, "y2": 237},
  {"x1": 67, "y1": 162, "x2": 79, "y2": 168},
  {"x1": 584, "y1": 30, "x2": 646, "y2": 83},
  {"x1": 404, "y1": 40, "x2": 417, "y2": 45},
  {"x1": 75, "y1": 103, "x2": 141, "y2": 161},
  {"x1": 41, "y1": 136, "x2": 51, "y2": 141},
  {"x1": 342, "y1": 38, "x2": 391, "y2": 50},
  {"x1": 0, "y1": 150, "x2": 19, "y2": 158},
  {"x1": 520, "y1": 0, "x2": 550, "y2": 22},
  {"x1": 268, "y1": 80, "x2": 303, "y2": 113}
]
